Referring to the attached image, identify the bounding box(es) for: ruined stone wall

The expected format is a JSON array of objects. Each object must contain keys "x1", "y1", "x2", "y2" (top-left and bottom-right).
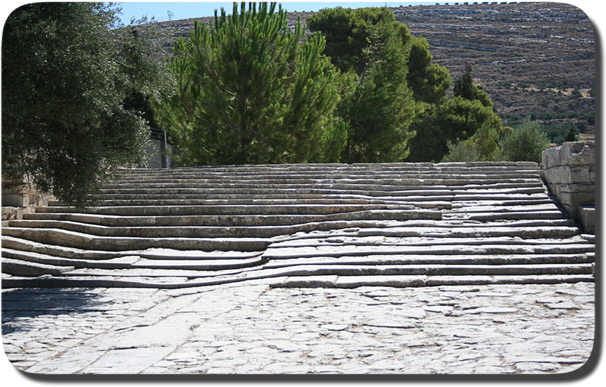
[
  {"x1": 1, "y1": 177, "x2": 54, "y2": 222},
  {"x1": 541, "y1": 141, "x2": 595, "y2": 233}
]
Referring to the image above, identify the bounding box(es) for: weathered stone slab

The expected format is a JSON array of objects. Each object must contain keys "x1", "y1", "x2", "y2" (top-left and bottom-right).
[{"x1": 579, "y1": 206, "x2": 595, "y2": 234}]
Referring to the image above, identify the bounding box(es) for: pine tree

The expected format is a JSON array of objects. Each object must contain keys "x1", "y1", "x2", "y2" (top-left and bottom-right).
[
  {"x1": 308, "y1": 7, "x2": 439, "y2": 162},
  {"x1": 155, "y1": 2, "x2": 342, "y2": 165}
]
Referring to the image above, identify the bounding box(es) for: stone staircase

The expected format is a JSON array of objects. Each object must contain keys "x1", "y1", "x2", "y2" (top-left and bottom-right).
[{"x1": 1, "y1": 162, "x2": 595, "y2": 289}]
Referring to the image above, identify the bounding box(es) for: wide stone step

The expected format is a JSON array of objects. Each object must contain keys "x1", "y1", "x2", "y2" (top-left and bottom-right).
[
  {"x1": 443, "y1": 211, "x2": 564, "y2": 221},
  {"x1": 52, "y1": 196, "x2": 405, "y2": 207},
  {"x1": 272, "y1": 274, "x2": 594, "y2": 289},
  {"x1": 6, "y1": 219, "x2": 582, "y2": 240},
  {"x1": 1, "y1": 271, "x2": 593, "y2": 290},
  {"x1": 112, "y1": 167, "x2": 541, "y2": 180},
  {"x1": 2, "y1": 161, "x2": 595, "y2": 289},
  {"x1": 95, "y1": 186, "x2": 547, "y2": 198},
  {"x1": 34, "y1": 203, "x2": 420, "y2": 216},
  {"x1": 114, "y1": 161, "x2": 539, "y2": 175},
  {"x1": 263, "y1": 252, "x2": 594, "y2": 268},
  {"x1": 100, "y1": 180, "x2": 544, "y2": 193},
  {"x1": 1, "y1": 257, "x2": 76, "y2": 277},
  {"x1": 7, "y1": 219, "x2": 435, "y2": 238},
  {"x1": 263, "y1": 242, "x2": 594, "y2": 260},
  {"x1": 1, "y1": 235, "x2": 263, "y2": 261},
  {"x1": 1, "y1": 248, "x2": 265, "y2": 272},
  {"x1": 105, "y1": 177, "x2": 543, "y2": 188},
  {"x1": 1, "y1": 227, "x2": 273, "y2": 251},
  {"x1": 22, "y1": 209, "x2": 441, "y2": 227}
]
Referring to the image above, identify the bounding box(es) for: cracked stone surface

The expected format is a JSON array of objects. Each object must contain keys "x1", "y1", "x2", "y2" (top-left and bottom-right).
[{"x1": 2, "y1": 281, "x2": 595, "y2": 374}]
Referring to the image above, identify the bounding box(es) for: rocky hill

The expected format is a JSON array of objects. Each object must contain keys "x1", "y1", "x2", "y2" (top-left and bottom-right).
[{"x1": 152, "y1": 2, "x2": 595, "y2": 139}]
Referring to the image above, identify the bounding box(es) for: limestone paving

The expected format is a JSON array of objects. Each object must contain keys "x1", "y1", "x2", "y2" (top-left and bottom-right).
[{"x1": 2, "y1": 281, "x2": 594, "y2": 374}]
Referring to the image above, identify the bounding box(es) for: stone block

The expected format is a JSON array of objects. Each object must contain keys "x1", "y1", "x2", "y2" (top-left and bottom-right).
[
  {"x1": 566, "y1": 142, "x2": 594, "y2": 166},
  {"x1": 579, "y1": 206, "x2": 595, "y2": 234},
  {"x1": 544, "y1": 166, "x2": 592, "y2": 185},
  {"x1": 2, "y1": 193, "x2": 29, "y2": 207},
  {"x1": 541, "y1": 142, "x2": 594, "y2": 169}
]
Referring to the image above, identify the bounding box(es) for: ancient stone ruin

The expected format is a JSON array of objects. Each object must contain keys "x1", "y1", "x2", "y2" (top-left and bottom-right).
[
  {"x1": 542, "y1": 141, "x2": 595, "y2": 234},
  {"x1": 1, "y1": 160, "x2": 595, "y2": 289}
]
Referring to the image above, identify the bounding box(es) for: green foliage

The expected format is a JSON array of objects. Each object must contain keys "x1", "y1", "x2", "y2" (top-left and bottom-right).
[
  {"x1": 565, "y1": 123, "x2": 579, "y2": 142},
  {"x1": 308, "y1": 7, "x2": 450, "y2": 105},
  {"x1": 499, "y1": 120, "x2": 550, "y2": 163},
  {"x1": 338, "y1": 14, "x2": 416, "y2": 162},
  {"x1": 408, "y1": 66, "x2": 504, "y2": 162},
  {"x1": 2, "y1": 2, "x2": 169, "y2": 206},
  {"x1": 454, "y1": 65, "x2": 492, "y2": 108},
  {"x1": 408, "y1": 96, "x2": 503, "y2": 162},
  {"x1": 309, "y1": 6, "x2": 450, "y2": 162},
  {"x1": 441, "y1": 140, "x2": 482, "y2": 162},
  {"x1": 406, "y1": 37, "x2": 451, "y2": 104},
  {"x1": 307, "y1": 7, "x2": 404, "y2": 74},
  {"x1": 155, "y1": 2, "x2": 341, "y2": 165}
]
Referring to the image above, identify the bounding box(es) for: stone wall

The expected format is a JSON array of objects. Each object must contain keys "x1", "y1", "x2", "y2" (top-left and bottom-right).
[
  {"x1": 1, "y1": 176, "x2": 54, "y2": 222},
  {"x1": 541, "y1": 141, "x2": 595, "y2": 233}
]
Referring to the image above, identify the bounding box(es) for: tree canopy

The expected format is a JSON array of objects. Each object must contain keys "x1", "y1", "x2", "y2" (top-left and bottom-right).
[
  {"x1": 407, "y1": 65, "x2": 506, "y2": 162},
  {"x1": 155, "y1": 2, "x2": 343, "y2": 165},
  {"x1": 2, "y1": 2, "x2": 170, "y2": 205},
  {"x1": 308, "y1": 7, "x2": 451, "y2": 162}
]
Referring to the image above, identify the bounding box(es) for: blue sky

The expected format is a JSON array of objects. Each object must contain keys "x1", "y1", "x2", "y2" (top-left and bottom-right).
[{"x1": 116, "y1": 1, "x2": 439, "y2": 24}]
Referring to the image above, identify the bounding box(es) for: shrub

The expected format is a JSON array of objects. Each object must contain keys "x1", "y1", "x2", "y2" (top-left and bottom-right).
[
  {"x1": 441, "y1": 140, "x2": 482, "y2": 162},
  {"x1": 499, "y1": 120, "x2": 550, "y2": 163}
]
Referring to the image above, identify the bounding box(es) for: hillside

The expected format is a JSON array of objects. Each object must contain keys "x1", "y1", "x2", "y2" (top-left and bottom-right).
[
  {"x1": 152, "y1": 2, "x2": 595, "y2": 140},
  {"x1": 393, "y1": 2, "x2": 595, "y2": 138}
]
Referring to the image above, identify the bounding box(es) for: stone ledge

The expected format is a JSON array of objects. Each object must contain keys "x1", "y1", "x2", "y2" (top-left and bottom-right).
[{"x1": 541, "y1": 142, "x2": 595, "y2": 226}]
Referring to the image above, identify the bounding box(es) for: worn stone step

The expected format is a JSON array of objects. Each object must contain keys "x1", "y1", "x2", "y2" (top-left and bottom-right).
[
  {"x1": 1, "y1": 257, "x2": 76, "y2": 277},
  {"x1": 446, "y1": 203, "x2": 558, "y2": 213},
  {"x1": 7, "y1": 218, "x2": 582, "y2": 240},
  {"x1": 273, "y1": 274, "x2": 594, "y2": 289},
  {"x1": 1, "y1": 227, "x2": 273, "y2": 251},
  {"x1": 1, "y1": 235, "x2": 133, "y2": 260},
  {"x1": 100, "y1": 180, "x2": 544, "y2": 194},
  {"x1": 354, "y1": 225, "x2": 581, "y2": 239},
  {"x1": 51, "y1": 196, "x2": 406, "y2": 207},
  {"x1": 268, "y1": 234, "x2": 592, "y2": 249},
  {"x1": 443, "y1": 211, "x2": 564, "y2": 221},
  {"x1": 114, "y1": 161, "x2": 539, "y2": 176},
  {"x1": 104, "y1": 177, "x2": 543, "y2": 189},
  {"x1": 112, "y1": 167, "x2": 541, "y2": 180},
  {"x1": 1, "y1": 248, "x2": 137, "y2": 269},
  {"x1": 35, "y1": 203, "x2": 419, "y2": 216},
  {"x1": 1, "y1": 235, "x2": 264, "y2": 261},
  {"x1": 95, "y1": 186, "x2": 547, "y2": 199},
  {"x1": 1, "y1": 271, "x2": 592, "y2": 290},
  {"x1": 0, "y1": 248, "x2": 265, "y2": 272},
  {"x1": 26, "y1": 262, "x2": 597, "y2": 279},
  {"x1": 263, "y1": 242, "x2": 594, "y2": 260},
  {"x1": 262, "y1": 252, "x2": 594, "y2": 269},
  {"x1": 23, "y1": 209, "x2": 441, "y2": 227}
]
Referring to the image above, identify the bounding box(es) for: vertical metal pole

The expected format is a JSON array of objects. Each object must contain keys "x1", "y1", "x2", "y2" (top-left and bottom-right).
[{"x1": 162, "y1": 130, "x2": 169, "y2": 168}]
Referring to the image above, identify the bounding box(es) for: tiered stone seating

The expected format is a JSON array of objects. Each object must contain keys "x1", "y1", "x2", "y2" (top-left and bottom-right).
[{"x1": 1, "y1": 162, "x2": 595, "y2": 289}]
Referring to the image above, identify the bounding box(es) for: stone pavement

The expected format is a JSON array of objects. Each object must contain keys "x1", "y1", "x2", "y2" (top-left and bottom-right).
[{"x1": 2, "y1": 281, "x2": 595, "y2": 374}]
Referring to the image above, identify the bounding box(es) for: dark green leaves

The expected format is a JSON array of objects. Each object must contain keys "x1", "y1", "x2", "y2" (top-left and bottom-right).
[
  {"x1": 156, "y1": 2, "x2": 341, "y2": 165},
  {"x1": 2, "y1": 3, "x2": 170, "y2": 206}
]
